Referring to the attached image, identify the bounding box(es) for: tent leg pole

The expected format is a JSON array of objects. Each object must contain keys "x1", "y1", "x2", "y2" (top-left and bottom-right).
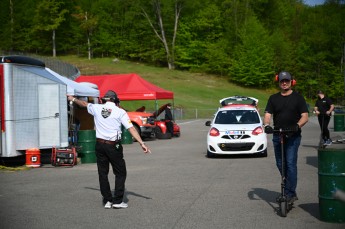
[{"x1": 172, "y1": 99, "x2": 175, "y2": 120}]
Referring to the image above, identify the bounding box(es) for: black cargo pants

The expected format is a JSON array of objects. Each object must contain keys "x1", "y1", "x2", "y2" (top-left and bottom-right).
[{"x1": 95, "y1": 141, "x2": 126, "y2": 205}]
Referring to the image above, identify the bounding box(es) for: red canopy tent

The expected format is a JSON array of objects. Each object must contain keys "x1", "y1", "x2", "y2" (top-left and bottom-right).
[{"x1": 75, "y1": 73, "x2": 173, "y2": 100}]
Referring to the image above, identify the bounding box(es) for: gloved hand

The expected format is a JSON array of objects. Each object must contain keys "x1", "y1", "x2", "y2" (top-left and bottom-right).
[{"x1": 264, "y1": 125, "x2": 274, "y2": 134}]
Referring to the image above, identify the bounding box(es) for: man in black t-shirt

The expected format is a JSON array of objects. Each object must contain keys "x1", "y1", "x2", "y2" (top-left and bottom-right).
[
  {"x1": 314, "y1": 90, "x2": 334, "y2": 146},
  {"x1": 263, "y1": 71, "x2": 309, "y2": 204}
]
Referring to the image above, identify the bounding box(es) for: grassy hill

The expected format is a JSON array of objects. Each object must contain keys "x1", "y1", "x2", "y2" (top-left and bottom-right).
[{"x1": 58, "y1": 56, "x2": 273, "y2": 118}]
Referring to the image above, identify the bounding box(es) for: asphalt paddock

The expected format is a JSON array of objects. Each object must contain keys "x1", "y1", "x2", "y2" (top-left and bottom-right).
[{"x1": 1, "y1": 116, "x2": 344, "y2": 229}]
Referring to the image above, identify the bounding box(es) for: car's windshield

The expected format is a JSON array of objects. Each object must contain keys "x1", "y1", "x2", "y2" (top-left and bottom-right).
[{"x1": 215, "y1": 110, "x2": 260, "y2": 124}]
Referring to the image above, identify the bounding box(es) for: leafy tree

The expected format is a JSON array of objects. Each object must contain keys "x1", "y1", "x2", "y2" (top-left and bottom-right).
[
  {"x1": 32, "y1": 0, "x2": 68, "y2": 57},
  {"x1": 0, "y1": 0, "x2": 38, "y2": 52},
  {"x1": 140, "y1": 0, "x2": 183, "y2": 69},
  {"x1": 229, "y1": 15, "x2": 274, "y2": 87},
  {"x1": 0, "y1": 0, "x2": 344, "y2": 100},
  {"x1": 72, "y1": 6, "x2": 98, "y2": 59},
  {"x1": 200, "y1": 41, "x2": 231, "y2": 76},
  {"x1": 295, "y1": 1, "x2": 345, "y2": 99},
  {"x1": 175, "y1": 2, "x2": 225, "y2": 72}
]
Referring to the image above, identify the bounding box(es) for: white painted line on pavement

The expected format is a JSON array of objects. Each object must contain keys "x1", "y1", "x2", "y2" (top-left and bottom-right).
[{"x1": 177, "y1": 120, "x2": 202, "y2": 125}]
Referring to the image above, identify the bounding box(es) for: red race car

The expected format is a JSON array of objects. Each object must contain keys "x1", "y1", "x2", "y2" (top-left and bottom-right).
[{"x1": 153, "y1": 103, "x2": 181, "y2": 139}]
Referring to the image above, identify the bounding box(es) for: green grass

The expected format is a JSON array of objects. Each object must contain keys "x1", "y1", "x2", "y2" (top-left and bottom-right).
[
  {"x1": 58, "y1": 56, "x2": 274, "y2": 116},
  {"x1": 0, "y1": 165, "x2": 30, "y2": 172}
]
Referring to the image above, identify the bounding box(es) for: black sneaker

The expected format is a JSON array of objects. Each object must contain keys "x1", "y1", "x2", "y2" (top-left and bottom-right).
[
  {"x1": 287, "y1": 196, "x2": 298, "y2": 204},
  {"x1": 276, "y1": 195, "x2": 284, "y2": 203}
]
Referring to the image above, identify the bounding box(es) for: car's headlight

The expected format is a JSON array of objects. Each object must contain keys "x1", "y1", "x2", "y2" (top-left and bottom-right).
[
  {"x1": 252, "y1": 126, "x2": 264, "y2": 135},
  {"x1": 209, "y1": 127, "x2": 220, "y2": 136},
  {"x1": 140, "y1": 117, "x2": 148, "y2": 124},
  {"x1": 147, "y1": 117, "x2": 155, "y2": 125}
]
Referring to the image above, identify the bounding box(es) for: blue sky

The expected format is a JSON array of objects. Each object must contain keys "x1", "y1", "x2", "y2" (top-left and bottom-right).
[{"x1": 304, "y1": 0, "x2": 325, "y2": 6}]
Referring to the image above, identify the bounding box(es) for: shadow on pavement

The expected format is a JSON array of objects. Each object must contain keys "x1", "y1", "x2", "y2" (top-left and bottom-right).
[
  {"x1": 84, "y1": 187, "x2": 152, "y2": 203},
  {"x1": 299, "y1": 203, "x2": 320, "y2": 220},
  {"x1": 0, "y1": 155, "x2": 26, "y2": 167},
  {"x1": 124, "y1": 190, "x2": 152, "y2": 202},
  {"x1": 205, "y1": 154, "x2": 266, "y2": 159},
  {"x1": 306, "y1": 156, "x2": 318, "y2": 168},
  {"x1": 301, "y1": 144, "x2": 318, "y2": 150},
  {"x1": 248, "y1": 188, "x2": 280, "y2": 215}
]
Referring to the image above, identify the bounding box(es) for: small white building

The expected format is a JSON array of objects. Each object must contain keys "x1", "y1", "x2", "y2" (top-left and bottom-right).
[{"x1": 0, "y1": 56, "x2": 71, "y2": 157}]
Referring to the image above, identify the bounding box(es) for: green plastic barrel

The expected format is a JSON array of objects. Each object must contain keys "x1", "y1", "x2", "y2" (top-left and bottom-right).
[
  {"x1": 318, "y1": 148, "x2": 345, "y2": 223},
  {"x1": 78, "y1": 130, "x2": 97, "y2": 163},
  {"x1": 334, "y1": 114, "x2": 345, "y2": 132},
  {"x1": 121, "y1": 125, "x2": 133, "y2": 144}
]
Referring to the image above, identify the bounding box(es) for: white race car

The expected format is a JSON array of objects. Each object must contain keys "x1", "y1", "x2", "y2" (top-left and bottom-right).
[{"x1": 206, "y1": 96, "x2": 267, "y2": 158}]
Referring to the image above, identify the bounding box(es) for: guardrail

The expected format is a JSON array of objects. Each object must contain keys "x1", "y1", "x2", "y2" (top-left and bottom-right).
[{"x1": 36, "y1": 56, "x2": 80, "y2": 80}]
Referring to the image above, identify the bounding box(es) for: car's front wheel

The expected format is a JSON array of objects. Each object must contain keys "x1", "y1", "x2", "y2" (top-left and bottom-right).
[
  {"x1": 257, "y1": 149, "x2": 267, "y2": 157},
  {"x1": 207, "y1": 150, "x2": 216, "y2": 158},
  {"x1": 155, "y1": 126, "x2": 171, "y2": 139}
]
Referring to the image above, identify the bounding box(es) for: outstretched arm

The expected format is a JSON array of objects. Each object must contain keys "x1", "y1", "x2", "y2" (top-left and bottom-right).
[
  {"x1": 67, "y1": 95, "x2": 88, "y2": 108},
  {"x1": 128, "y1": 126, "x2": 151, "y2": 154}
]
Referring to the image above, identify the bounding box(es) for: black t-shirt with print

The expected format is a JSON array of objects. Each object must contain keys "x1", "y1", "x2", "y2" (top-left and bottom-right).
[{"x1": 315, "y1": 97, "x2": 333, "y2": 115}]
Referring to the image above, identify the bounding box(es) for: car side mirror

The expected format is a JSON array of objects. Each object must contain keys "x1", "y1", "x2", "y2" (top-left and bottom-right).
[{"x1": 205, "y1": 121, "x2": 211, "y2": 126}]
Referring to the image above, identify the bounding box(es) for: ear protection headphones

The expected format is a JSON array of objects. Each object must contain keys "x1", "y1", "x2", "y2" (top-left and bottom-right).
[
  {"x1": 275, "y1": 73, "x2": 297, "y2": 86},
  {"x1": 101, "y1": 97, "x2": 120, "y2": 104},
  {"x1": 101, "y1": 90, "x2": 120, "y2": 105}
]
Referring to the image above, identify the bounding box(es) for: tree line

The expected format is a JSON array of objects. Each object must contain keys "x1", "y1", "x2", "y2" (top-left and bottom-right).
[{"x1": 0, "y1": 0, "x2": 344, "y2": 101}]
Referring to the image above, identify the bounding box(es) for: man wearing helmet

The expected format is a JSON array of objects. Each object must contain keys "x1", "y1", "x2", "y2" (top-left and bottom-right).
[
  {"x1": 68, "y1": 90, "x2": 151, "y2": 209},
  {"x1": 263, "y1": 71, "x2": 309, "y2": 204}
]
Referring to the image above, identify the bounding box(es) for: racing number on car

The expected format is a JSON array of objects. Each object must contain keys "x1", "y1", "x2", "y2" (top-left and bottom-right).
[{"x1": 225, "y1": 130, "x2": 244, "y2": 135}]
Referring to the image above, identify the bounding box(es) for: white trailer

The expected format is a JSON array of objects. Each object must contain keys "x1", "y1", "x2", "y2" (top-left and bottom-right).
[{"x1": 0, "y1": 56, "x2": 69, "y2": 157}]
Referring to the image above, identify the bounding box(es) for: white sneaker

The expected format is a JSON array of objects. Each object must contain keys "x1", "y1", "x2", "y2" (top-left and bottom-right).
[
  {"x1": 323, "y1": 139, "x2": 332, "y2": 146},
  {"x1": 104, "y1": 201, "x2": 113, "y2": 209},
  {"x1": 112, "y1": 202, "x2": 128, "y2": 209}
]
